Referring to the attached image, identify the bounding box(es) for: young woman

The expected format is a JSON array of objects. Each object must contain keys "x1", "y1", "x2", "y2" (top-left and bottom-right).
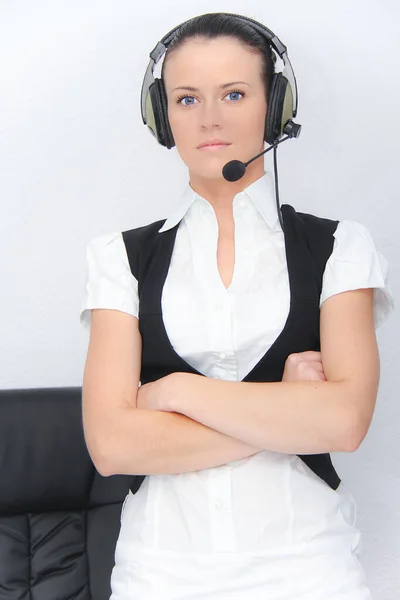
[{"x1": 80, "y1": 12, "x2": 394, "y2": 599}]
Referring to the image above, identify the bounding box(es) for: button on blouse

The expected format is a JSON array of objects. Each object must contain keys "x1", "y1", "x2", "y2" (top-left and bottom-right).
[{"x1": 80, "y1": 170, "x2": 394, "y2": 593}]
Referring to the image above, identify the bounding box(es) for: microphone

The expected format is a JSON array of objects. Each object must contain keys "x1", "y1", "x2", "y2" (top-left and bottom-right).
[
  {"x1": 222, "y1": 121, "x2": 301, "y2": 182},
  {"x1": 221, "y1": 120, "x2": 302, "y2": 232}
]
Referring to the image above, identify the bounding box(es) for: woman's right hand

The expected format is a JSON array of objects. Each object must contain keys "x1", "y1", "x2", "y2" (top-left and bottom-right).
[{"x1": 282, "y1": 351, "x2": 327, "y2": 382}]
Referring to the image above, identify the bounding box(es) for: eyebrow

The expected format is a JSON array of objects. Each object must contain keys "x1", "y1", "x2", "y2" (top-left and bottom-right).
[{"x1": 171, "y1": 81, "x2": 250, "y2": 93}]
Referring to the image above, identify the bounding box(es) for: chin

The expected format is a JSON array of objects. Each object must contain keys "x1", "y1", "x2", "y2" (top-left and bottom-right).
[
  {"x1": 191, "y1": 163, "x2": 230, "y2": 180},
  {"x1": 190, "y1": 155, "x2": 234, "y2": 179}
]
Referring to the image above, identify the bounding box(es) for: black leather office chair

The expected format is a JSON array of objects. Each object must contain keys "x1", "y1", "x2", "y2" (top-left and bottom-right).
[{"x1": 0, "y1": 386, "x2": 133, "y2": 600}]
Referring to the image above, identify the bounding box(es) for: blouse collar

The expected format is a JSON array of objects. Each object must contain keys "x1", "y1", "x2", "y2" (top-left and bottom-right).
[{"x1": 157, "y1": 170, "x2": 280, "y2": 233}]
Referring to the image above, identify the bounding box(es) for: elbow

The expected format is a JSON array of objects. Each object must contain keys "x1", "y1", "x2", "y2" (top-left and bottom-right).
[
  {"x1": 340, "y1": 375, "x2": 378, "y2": 453},
  {"x1": 333, "y1": 397, "x2": 360, "y2": 453},
  {"x1": 341, "y1": 405, "x2": 370, "y2": 453},
  {"x1": 93, "y1": 437, "x2": 124, "y2": 477},
  {"x1": 347, "y1": 386, "x2": 377, "y2": 452},
  {"x1": 97, "y1": 447, "x2": 128, "y2": 477},
  {"x1": 343, "y1": 430, "x2": 361, "y2": 453},
  {"x1": 345, "y1": 421, "x2": 369, "y2": 453},
  {"x1": 88, "y1": 431, "x2": 142, "y2": 478},
  {"x1": 336, "y1": 381, "x2": 375, "y2": 453},
  {"x1": 86, "y1": 440, "x2": 111, "y2": 477},
  {"x1": 83, "y1": 406, "x2": 142, "y2": 476},
  {"x1": 84, "y1": 431, "x2": 116, "y2": 477},
  {"x1": 94, "y1": 451, "x2": 113, "y2": 477}
]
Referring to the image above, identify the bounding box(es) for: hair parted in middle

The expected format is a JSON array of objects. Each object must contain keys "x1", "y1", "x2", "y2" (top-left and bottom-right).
[{"x1": 160, "y1": 13, "x2": 276, "y2": 103}]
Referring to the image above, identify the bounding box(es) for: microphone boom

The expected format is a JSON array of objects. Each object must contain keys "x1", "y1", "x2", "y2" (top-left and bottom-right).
[{"x1": 222, "y1": 134, "x2": 292, "y2": 182}]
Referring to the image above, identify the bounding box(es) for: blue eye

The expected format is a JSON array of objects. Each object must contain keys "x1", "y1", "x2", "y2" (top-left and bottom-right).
[
  {"x1": 177, "y1": 96, "x2": 197, "y2": 106},
  {"x1": 176, "y1": 89, "x2": 245, "y2": 105},
  {"x1": 227, "y1": 90, "x2": 243, "y2": 101}
]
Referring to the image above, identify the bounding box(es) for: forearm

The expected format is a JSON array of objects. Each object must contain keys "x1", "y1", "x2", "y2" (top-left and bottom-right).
[
  {"x1": 102, "y1": 404, "x2": 262, "y2": 477},
  {"x1": 170, "y1": 375, "x2": 362, "y2": 454}
]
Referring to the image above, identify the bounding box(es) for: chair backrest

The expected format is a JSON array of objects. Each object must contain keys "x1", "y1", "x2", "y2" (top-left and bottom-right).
[{"x1": 0, "y1": 386, "x2": 133, "y2": 600}]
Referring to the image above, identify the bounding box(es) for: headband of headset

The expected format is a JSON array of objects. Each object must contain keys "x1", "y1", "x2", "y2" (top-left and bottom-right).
[{"x1": 140, "y1": 12, "x2": 299, "y2": 148}]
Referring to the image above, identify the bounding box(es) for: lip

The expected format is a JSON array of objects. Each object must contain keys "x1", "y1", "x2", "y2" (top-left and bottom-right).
[
  {"x1": 197, "y1": 139, "x2": 231, "y2": 149},
  {"x1": 198, "y1": 144, "x2": 230, "y2": 151}
]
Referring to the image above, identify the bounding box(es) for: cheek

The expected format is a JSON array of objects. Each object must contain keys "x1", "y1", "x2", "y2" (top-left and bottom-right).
[
  {"x1": 240, "y1": 108, "x2": 267, "y2": 142},
  {"x1": 245, "y1": 102, "x2": 267, "y2": 125},
  {"x1": 167, "y1": 109, "x2": 192, "y2": 143}
]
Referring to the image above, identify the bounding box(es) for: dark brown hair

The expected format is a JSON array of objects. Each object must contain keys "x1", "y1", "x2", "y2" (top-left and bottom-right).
[{"x1": 160, "y1": 13, "x2": 276, "y2": 102}]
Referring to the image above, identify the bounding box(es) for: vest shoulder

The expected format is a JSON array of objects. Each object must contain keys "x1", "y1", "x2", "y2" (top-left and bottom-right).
[
  {"x1": 121, "y1": 218, "x2": 167, "y2": 279},
  {"x1": 122, "y1": 218, "x2": 166, "y2": 243},
  {"x1": 281, "y1": 204, "x2": 339, "y2": 233}
]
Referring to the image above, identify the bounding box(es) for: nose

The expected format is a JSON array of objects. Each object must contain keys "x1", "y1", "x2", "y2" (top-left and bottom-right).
[{"x1": 199, "y1": 99, "x2": 223, "y2": 130}]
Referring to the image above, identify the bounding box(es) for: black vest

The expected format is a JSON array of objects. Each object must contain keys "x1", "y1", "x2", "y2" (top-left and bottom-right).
[{"x1": 122, "y1": 203, "x2": 341, "y2": 494}]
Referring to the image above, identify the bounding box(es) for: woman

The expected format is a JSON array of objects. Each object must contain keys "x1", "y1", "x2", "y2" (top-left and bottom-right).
[{"x1": 80, "y1": 12, "x2": 394, "y2": 599}]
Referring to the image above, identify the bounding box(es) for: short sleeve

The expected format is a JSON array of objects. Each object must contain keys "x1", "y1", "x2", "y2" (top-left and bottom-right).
[
  {"x1": 320, "y1": 220, "x2": 395, "y2": 329},
  {"x1": 79, "y1": 231, "x2": 139, "y2": 331}
]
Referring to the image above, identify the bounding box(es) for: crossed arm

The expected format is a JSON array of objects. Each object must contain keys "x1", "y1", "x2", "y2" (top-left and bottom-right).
[{"x1": 138, "y1": 288, "x2": 380, "y2": 455}]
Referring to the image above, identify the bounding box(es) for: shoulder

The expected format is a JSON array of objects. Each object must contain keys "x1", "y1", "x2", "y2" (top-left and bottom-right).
[
  {"x1": 85, "y1": 231, "x2": 129, "y2": 271},
  {"x1": 329, "y1": 219, "x2": 389, "y2": 275},
  {"x1": 85, "y1": 217, "x2": 168, "y2": 278},
  {"x1": 331, "y1": 219, "x2": 377, "y2": 250},
  {"x1": 80, "y1": 231, "x2": 139, "y2": 330},
  {"x1": 86, "y1": 217, "x2": 167, "y2": 254},
  {"x1": 282, "y1": 205, "x2": 340, "y2": 259},
  {"x1": 320, "y1": 219, "x2": 395, "y2": 328},
  {"x1": 122, "y1": 218, "x2": 167, "y2": 245},
  {"x1": 282, "y1": 204, "x2": 339, "y2": 231},
  {"x1": 86, "y1": 230, "x2": 123, "y2": 252}
]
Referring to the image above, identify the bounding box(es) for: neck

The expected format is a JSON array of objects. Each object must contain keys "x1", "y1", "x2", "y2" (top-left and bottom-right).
[{"x1": 189, "y1": 158, "x2": 265, "y2": 213}]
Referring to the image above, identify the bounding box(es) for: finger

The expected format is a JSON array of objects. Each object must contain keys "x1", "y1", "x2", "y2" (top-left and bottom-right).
[
  {"x1": 307, "y1": 365, "x2": 327, "y2": 380},
  {"x1": 298, "y1": 360, "x2": 325, "y2": 373},
  {"x1": 307, "y1": 370, "x2": 327, "y2": 381},
  {"x1": 287, "y1": 352, "x2": 321, "y2": 365},
  {"x1": 298, "y1": 362, "x2": 327, "y2": 379},
  {"x1": 293, "y1": 351, "x2": 322, "y2": 361},
  {"x1": 309, "y1": 361, "x2": 325, "y2": 373}
]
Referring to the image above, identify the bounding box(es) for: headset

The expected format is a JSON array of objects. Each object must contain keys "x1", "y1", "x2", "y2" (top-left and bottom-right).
[{"x1": 140, "y1": 12, "x2": 300, "y2": 149}]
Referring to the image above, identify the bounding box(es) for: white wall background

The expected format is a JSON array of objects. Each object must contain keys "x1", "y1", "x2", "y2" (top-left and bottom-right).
[{"x1": 1, "y1": 0, "x2": 399, "y2": 595}]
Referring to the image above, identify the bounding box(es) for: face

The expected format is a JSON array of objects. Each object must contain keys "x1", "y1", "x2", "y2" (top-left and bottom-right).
[{"x1": 163, "y1": 36, "x2": 268, "y2": 183}]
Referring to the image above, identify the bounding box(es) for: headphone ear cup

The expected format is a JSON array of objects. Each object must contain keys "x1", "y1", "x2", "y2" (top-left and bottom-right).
[
  {"x1": 265, "y1": 72, "x2": 292, "y2": 145},
  {"x1": 148, "y1": 80, "x2": 166, "y2": 147},
  {"x1": 146, "y1": 81, "x2": 164, "y2": 146},
  {"x1": 148, "y1": 78, "x2": 175, "y2": 149}
]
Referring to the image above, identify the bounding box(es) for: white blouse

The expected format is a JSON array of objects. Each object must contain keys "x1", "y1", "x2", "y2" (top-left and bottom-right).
[{"x1": 80, "y1": 170, "x2": 394, "y2": 598}]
